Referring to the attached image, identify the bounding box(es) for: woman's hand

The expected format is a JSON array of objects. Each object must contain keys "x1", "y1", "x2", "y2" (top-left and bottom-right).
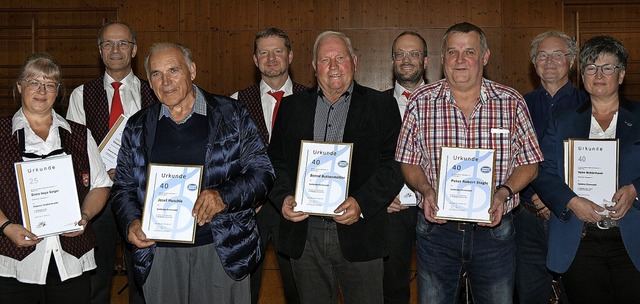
[{"x1": 3, "y1": 223, "x2": 42, "y2": 247}]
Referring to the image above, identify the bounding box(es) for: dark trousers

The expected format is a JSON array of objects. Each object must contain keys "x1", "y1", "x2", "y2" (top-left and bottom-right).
[
  {"x1": 383, "y1": 206, "x2": 417, "y2": 304},
  {"x1": 89, "y1": 200, "x2": 117, "y2": 304},
  {"x1": 513, "y1": 204, "x2": 568, "y2": 304},
  {"x1": 250, "y1": 202, "x2": 300, "y2": 304},
  {"x1": 562, "y1": 225, "x2": 640, "y2": 304},
  {"x1": 0, "y1": 256, "x2": 91, "y2": 304}
]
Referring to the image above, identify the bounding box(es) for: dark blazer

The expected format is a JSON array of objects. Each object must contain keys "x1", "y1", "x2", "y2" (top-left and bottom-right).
[
  {"x1": 533, "y1": 96, "x2": 640, "y2": 273},
  {"x1": 111, "y1": 87, "x2": 274, "y2": 284},
  {"x1": 268, "y1": 82, "x2": 404, "y2": 262}
]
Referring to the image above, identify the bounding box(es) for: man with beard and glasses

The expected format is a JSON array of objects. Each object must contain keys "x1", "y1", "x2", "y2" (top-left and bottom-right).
[
  {"x1": 382, "y1": 31, "x2": 429, "y2": 304},
  {"x1": 231, "y1": 27, "x2": 307, "y2": 304}
]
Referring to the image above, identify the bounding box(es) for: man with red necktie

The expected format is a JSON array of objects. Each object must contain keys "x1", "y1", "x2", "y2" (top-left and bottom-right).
[
  {"x1": 382, "y1": 31, "x2": 430, "y2": 304},
  {"x1": 66, "y1": 21, "x2": 157, "y2": 304},
  {"x1": 231, "y1": 27, "x2": 308, "y2": 304}
]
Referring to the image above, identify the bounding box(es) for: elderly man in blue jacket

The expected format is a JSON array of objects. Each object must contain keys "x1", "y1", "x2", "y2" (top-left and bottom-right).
[{"x1": 111, "y1": 42, "x2": 274, "y2": 304}]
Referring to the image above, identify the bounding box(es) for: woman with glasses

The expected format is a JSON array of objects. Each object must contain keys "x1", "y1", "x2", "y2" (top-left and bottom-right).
[
  {"x1": 0, "y1": 53, "x2": 111, "y2": 303},
  {"x1": 533, "y1": 36, "x2": 640, "y2": 303}
]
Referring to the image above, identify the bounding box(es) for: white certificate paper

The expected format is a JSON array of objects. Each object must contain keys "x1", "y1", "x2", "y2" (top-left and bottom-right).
[
  {"x1": 294, "y1": 141, "x2": 353, "y2": 216},
  {"x1": 14, "y1": 155, "x2": 83, "y2": 237},
  {"x1": 98, "y1": 114, "x2": 127, "y2": 170},
  {"x1": 141, "y1": 164, "x2": 203, "y2": 243},
  {"x1": 568, "y1": 139, "x2": 618, "y2": 214},
  {"x1": 435, "y1": 147, "x2": 495, "y2": 223}
]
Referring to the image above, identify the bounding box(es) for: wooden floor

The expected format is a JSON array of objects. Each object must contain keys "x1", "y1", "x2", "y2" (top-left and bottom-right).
[{"x1": 110, "y1": 243, "x2": 419, "y2": 304}]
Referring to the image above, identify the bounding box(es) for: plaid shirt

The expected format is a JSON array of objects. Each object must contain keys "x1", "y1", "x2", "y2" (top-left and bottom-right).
[{"x1": 395, "y1": 78, "x2": 543, "y2": 212}]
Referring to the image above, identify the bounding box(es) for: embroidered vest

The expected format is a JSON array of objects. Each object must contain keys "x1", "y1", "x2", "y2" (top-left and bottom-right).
[
  {"x1": 237, "y1": 82, "x2": 308, "y2": 145},
  {"x1": 83, "y1": 76, "x2": 157, "y2": 142},
  {"x1": 0, "y1": 118, "x2": 95, "y2": 260}
]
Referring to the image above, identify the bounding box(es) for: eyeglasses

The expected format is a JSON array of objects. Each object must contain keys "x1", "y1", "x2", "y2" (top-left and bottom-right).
[
  {"x1": 22, "y1": 79, "x2": 59, "y2": 93},
  {"x1": 535, "y1": 51, "x2": 571, "y2": 62},
  {"x1": 583, "y1": 63, "x2": 620, "y2": 75},
  {"x1": 392, "y1": 50, "x2": 424, "y2": 61},
  {"x1": 100, "y1": 40, "x2": 135, "y2": 51}
]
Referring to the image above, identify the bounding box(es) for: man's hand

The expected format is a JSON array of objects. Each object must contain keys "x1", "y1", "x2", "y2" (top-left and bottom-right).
[
  {"x1": 567, "y1": 196, "x2": 605, "y2": 223},
  {"x1": 3, "y1": 223, "x2": 41, "y2": 247},
  {"x1": 421, "y1": 187, "x2": 445, "y2": 224},
  {"x1": 281, "y1": 195, "x2": 309, "y2": 222},
  {"x1": 387, "y1": 196, "x2": 408, "y2": 213},
  {"x1": 128, "y1": 219, "x2": 155, "y2": 248},
  {"x1": 334, "y1": 197, "x2": 361, "y2": 225},
  {"x1": 107, "y1": 168, "x2": 116, "y2": 181},
  {"x1": 193, "y1": 189, "x2": 226, "y2": 226},
  {"x1": 480, "y1": 188, "x2": 507, "y2": 227}
]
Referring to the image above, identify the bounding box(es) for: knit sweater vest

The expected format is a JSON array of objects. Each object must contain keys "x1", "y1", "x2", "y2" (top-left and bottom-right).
[
  {"x1": 0, "y1": 118, "x2": 94, "y2": 260},
  {"x1": 237, "y1": 82, "x2": 309, "y2": 145},
  {"x1": 83, "y1": 76, "x2": 157, "y2": 143}
]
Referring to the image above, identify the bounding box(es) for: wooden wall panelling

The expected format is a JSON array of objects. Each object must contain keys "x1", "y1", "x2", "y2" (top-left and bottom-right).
[
  {"x1": 563, "y1": 2, "x2": 640, "y2": 101},
  {"x1": 120, "y1": 1, "x2": 180, "y2": 31},
  {"x1": 502, "y1": 0, "x2": 563, "y2": 28},
  {"x1": 180, "y1": 0, "x2": 212, "y2": 31},
  {"x1": 0, "y1": 8, "x2": 116, "y2": 117},
  {"x1": 296, "y1": 0, "x2": 339, "y2": 29},
  {"x1": 212, "y1": 0, "x2": 260, "y2": 30},
  {"x1": 285, "y1": 29, "x2": 319, "y2": 89}
]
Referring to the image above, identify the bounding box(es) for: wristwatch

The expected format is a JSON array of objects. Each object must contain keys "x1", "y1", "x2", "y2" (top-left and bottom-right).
[{"x1": 495, "y1": 184, "x2": 514, "y2": 202}]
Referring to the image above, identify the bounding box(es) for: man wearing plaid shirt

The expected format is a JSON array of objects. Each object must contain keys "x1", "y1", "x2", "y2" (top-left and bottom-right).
[{"x1": 395, "y1": 22, "x2": 543, "y2": 304}]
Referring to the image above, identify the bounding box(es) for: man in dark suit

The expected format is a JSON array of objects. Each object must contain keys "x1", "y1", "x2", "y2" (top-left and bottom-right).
[
  {"x1": 231, "y1": 27, "x2": 307, "y2": 304},
  {"x1": 382, "y1": 31, "x2": 429, "y2": 304},
  {"x1": 268, "y1": 31, "x2": 404, "y2": 304}
]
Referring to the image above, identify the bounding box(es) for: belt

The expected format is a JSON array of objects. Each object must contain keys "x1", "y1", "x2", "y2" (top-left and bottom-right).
[
  {"x1": 309, "y1": 215, "x2": 335, "y2": 223},
  {"x1": 455, "y1": 222, "x2": 476, "y2": 231},
  {"x1": 518, "y1": 201, "x2": 546, "y2": 218}
]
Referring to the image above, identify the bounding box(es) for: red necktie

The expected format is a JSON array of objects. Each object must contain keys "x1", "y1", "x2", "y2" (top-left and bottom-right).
[
  {"x1": 268, "y1": 90, "x2": 285, "y2": 129},
  {"x1": 402, "y1": 91, "x2": 411, "y2": 99},
  {"x1": 109, "y1": 82, "x2": 124, "y2": 128}
]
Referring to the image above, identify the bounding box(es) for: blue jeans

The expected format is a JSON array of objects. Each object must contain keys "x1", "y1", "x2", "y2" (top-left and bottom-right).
[{"x1": 416, "y1": 212, "x2": 515, "y2": 304}]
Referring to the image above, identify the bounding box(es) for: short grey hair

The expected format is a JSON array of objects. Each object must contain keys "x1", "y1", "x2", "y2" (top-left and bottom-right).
[
  {"x1": 441, "y1": 22, "x2": 488, "y2": 55},
  {"x1": 98, "y1": 21, "x2": 137, "y2": 45},
  {"x1": 144, "y1": 42, "x2": 194, "y2": 79},
  {"x1": 579, "y1": 35, "x2": 628, "y2": 72},
  {"x1": 313, "y1": 31, "x2": 356, "y2": 62},
  {"x1": 529, "y1": 31, "x2": 577, "y2": 64}
]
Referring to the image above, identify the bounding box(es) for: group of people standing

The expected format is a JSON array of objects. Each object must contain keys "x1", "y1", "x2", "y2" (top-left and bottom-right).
[{"x1": 0, "y1": 19, "x2": 638, "y2": 304}]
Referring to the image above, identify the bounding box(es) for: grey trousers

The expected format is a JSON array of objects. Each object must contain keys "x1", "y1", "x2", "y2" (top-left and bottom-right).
[{"x1": 142, "y1": 243, "x2": 250, "y2": 304}]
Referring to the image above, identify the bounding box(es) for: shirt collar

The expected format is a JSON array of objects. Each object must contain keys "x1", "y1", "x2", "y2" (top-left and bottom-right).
[
  {"x1": 259, "y1": 76, "x2": 293, "y2": 96},
  {"x1": 318, "y1": 82, "x2": 354, "y2": 101},
  {"x1": 12, "y1": 108, "x2": 71, "y2": 135},
  {"x1": 394, "y1": 81, "x2": 425, "y2": 99},
  {"x1": 103, "y1": 70, "x2": 136, "y2": 89},
  {"x1": 159, "y1": 84, "x2": 207, "y2": 122}
]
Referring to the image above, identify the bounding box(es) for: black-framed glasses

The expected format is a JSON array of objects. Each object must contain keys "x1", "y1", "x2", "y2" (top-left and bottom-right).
[
  {"x1": 583, "y1": 63, "x2": 620, "y2": 75},
  {"x1": 535, "y1": 51, "x2": 571, "y2": 61},
  {"x1": 100, "y1": 40, "x2": 135, "y2": 51},
  {"x1": 22, "y1": 79, "x2": 59, "y2": 93},
  {"x1": 392, "y1": 50, "x2": 424, "y2": 61}
]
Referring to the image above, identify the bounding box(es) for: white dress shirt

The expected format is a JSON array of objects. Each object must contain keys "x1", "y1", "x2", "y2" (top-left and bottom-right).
[
  {"x1": 393, "y1": 80, "x2": 425, "y2": 120},
  {"x1": 231, "y1": 76, "x2": 294, "y2": 139},
  {"x1": 67, "y1": 71, "x2": 144, "y2": 125},
  {"x1": 0, "y1": 108, "x2": 112, "y2": 284}
]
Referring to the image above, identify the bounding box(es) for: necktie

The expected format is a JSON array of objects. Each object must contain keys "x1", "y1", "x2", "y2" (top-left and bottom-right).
[
  {"x1": 402, "y1": 91, "x2": 411, "y2": 99},
  {"x1": 109, "y1": 82, "x2": 124, "y2": 128},
  {"x1": 268, "y1": 90, "x2": 285, "y2": 129}
]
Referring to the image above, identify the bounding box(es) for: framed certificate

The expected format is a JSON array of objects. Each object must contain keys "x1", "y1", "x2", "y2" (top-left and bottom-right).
[
  {"x1": 98, "y1": 114, "x2": 127, "y2": 170},
  {"x1": 567, "y1": 139, "x2": 619, "y2": 213},
  {"x1": 141, "y1": 164, "x2": 203, "y2": 243},
  {"x1": 435, "y1": 147, "x2": 496, "y2": 223},
  {"x1": 14, "y1": 155, "x2": 83, "y2": 237},
  {"x1": 294, "y1": 141, "x2": 353, "y2": 216}
]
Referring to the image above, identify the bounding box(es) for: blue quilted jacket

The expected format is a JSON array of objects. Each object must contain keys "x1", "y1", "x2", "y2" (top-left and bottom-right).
[{"x1": 110, "y1": 87, "x2": 274, "y2": 284}]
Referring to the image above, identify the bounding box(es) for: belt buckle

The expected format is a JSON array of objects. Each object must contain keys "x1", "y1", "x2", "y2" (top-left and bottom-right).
[
  {"x1": 456, "y1": 222, "x2": 475, "y2": 231},
  {"x1": 596, "y1": 217, "x2": 618, "y2": 229}
]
